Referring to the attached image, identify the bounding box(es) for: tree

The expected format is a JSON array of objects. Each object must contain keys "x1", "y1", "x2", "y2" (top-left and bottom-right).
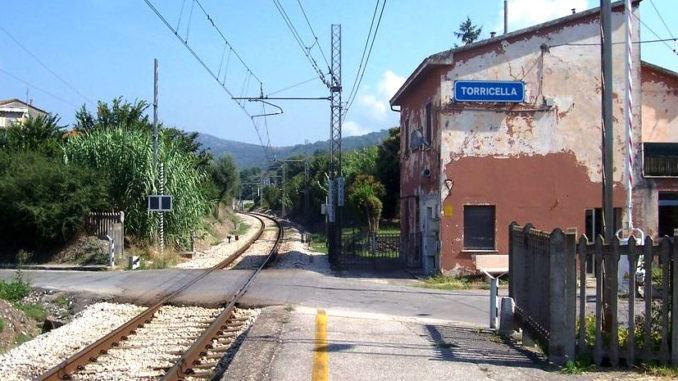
[
  {"x1": 0, "y1": 114, "x2": 64, "y2": 156},
  {"x1": 0, "y1": 151, "x2": 110, "y2": 248},
  {"x1": 211, "y1": 155, "x2": 239, "y2": 216},
  {"x1": 348, "y1": 174, "x2": 385, "y2": 234},
  {"x1": 454, "y1": 17, "x2": 482, "y2": 47},
  {"x1": 376, "y1": 127, "x2": 400, "y2": 219}
]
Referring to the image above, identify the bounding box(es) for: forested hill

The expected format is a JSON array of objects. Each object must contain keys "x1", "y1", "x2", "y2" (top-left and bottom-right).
[{"x1": 197, "y1": 129, "x2": 390, "y2": 169}]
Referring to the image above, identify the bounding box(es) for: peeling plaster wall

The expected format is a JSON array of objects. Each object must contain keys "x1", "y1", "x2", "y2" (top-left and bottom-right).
[
  {"x1": 399, "y1": 67, "x2": 445, "y2": 269},
  {"x1": 435, "y1": 8, "x2": 645, "y2": 273},
  {"x1": 641, "y1": 65, "x2": 678, "y2": 142}
]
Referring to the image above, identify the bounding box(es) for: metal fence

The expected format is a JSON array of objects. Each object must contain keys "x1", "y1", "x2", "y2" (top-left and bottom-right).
[
  {"x1": 86, "y1": 212, "x2": 125, "y2": 257},
  {"x1": 508, "y1": 221, "x2": 678, "y2": 366},
  {"x1": 339, "y1": 230, "x2": 401, "y2": 267}
]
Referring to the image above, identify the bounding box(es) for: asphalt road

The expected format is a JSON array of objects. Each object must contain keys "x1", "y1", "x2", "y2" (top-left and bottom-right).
[{"x1": 0, "y1": 268, "x2": 491, "y2": 325}]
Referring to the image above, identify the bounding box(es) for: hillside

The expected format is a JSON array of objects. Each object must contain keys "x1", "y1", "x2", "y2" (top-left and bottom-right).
[{"x1": 197, "y1": 129, "x2": 390, "y2": 169}]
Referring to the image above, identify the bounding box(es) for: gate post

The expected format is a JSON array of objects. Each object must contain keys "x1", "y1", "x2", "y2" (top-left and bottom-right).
[{"x1": 548, "y1": 229, "x2": 576, "y2": 365}]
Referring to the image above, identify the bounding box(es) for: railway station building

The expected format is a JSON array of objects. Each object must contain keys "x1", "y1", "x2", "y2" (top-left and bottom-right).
[{"x1": 390, "y1": 1, "x2": 678, "y2": 274}]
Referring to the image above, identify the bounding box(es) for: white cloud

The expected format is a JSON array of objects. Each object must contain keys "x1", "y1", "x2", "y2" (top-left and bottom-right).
[
  {"x1": 359, "y1": 94, "x2": 387, "y2": 121},
  {"x1": 358, "y1": 70, "x2": 405, "y2": 122},
  {"x1": 343, "y1": 120, "x2": 368, "y2": 136},
  {"x1": 494, "y1": 0, "x2": 592, "y2": 33},
  {"x1": 377, "y1": 70, "x2": 405, "y2": 99}
]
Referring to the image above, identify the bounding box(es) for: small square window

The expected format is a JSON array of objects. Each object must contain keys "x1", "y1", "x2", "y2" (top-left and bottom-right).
[{"x1": 464, "y1": 205, "x2": 495, "y2": 250}]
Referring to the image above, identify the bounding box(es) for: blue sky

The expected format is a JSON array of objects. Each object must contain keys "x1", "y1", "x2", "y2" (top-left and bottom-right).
[{"x1": 0, "y1": 0, "x2": 676, "y2": 146}]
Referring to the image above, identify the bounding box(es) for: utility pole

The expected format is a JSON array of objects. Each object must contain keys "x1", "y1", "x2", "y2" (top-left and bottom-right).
[
  {"x1": 600, "y1": 0, "x2": 616, "y2": 344},
  {"x1": 601, "y1": 0, "x2": 614, "y2": 242},
  {"x1": 304, "y1": 157, "x2": 310, "y2": 218},
  {"x1": 282, "y1": 162, "x2": 286, "y2": 217},
  {"x1": 504, "y1": 0, "x2": 508, "y2": 34},
  {"x1": 328, "y1": 24, "x2": 342, "y2": 264},
  {"x1": 153, "y1": 58, "x2": 165, "y2": 262}
]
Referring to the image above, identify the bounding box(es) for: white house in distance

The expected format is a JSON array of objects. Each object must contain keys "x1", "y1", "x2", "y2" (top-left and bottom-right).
[{"x1": 0, "y1": 98, "x2": 48, "y2": 128}]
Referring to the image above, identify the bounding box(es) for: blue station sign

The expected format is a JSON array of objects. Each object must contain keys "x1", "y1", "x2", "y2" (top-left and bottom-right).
[{"x1": 453, "y1": 80, "x2": 525, "y2": 103}]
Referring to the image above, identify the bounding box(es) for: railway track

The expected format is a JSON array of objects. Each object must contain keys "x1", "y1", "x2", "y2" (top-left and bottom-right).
[{"x1": 39, "y1": 212, "x2": 283, "y2": 381}]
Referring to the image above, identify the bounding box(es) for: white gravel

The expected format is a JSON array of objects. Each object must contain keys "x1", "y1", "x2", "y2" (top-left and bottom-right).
[
  {"x1": 187, "y1": 308, "x2": 259, "y2": 381},
  {"x1": 273, "y1": 222, "x2": 331, "y2": 273},
  {"x1": 73, "y1": 305, "x2": 221, "y2": 381},
  {"x1": 0, "y1": 302, "x2": 146, "y2": 381},
  {"x1": 177, "y1": 213, "x2": 261, "y2": 269},
  {"x1": 224, "y1": 217, "x2": 280, "y2": 270}
]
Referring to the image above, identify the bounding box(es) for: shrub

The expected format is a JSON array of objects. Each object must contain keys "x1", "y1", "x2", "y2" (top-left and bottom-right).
[
  {"x1": 0, "y1": 274, "x2": 31, "y2": 302},
  {"x1": 0, "y1": 151, "x2": 109, "y2": 248}
]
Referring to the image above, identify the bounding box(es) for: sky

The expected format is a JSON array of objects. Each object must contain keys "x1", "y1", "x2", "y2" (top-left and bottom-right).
[{"x1": 0, "y1": 0, "x2": 676, "y2": 147}]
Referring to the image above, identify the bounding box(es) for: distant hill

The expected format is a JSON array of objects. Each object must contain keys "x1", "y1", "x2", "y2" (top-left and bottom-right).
[{"x1": 197, "y1": 129, "x2": 390, "y2": 169}]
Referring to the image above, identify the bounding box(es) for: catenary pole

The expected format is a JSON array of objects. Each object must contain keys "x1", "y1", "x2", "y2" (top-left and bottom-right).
[{"x1": 601, "y1": 0, "x2": 614, "y2": 243}]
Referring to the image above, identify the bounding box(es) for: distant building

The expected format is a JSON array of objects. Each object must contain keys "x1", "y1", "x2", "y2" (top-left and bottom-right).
[
  {"x1": 390, "y1": 1, "x2": 678, "y2": 274},
  {"x1": 0, "y1": 98, "x2": 48, "y2": 128}
]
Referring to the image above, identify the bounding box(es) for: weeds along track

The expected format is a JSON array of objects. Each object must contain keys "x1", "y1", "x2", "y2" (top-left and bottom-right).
[{"x1": 39, "y1": 212, "x2": 282, "y2": 381}]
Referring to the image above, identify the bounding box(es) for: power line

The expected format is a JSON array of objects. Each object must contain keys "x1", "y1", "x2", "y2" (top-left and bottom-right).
[
  {"x1": 648, "y1": 0, "x2": 675, "y2": 40},
  {"x1": 272, "y1": 0, "x2": 330, "y2": 87},
  {"x1": 343, "y1": 0, "x2": 386, "y2": 121},
  {"x1": 296, "y1": 0, "x2": 330, "y2": 70},
  {"x1": 0, "y1": 67, "x2": 78, "y2": 107},
  {"x1": 193, "y1": 0, "x2": 263, "y2": 86},
  {"x1": 344, "y1": 0, "x2": 380, "y2": 116},
  {"x1": 141, "y1": 0, "x2": 274, "y2": 161},
  {"x1": 632, "y1": 12, "x2": 677, "y2": 55},
  {"x1": 0, "y1": 24, "x2": 93, "y2": 105},
  {"x1": 268, "y1": 75, "x2": 319, "y2": 96}
]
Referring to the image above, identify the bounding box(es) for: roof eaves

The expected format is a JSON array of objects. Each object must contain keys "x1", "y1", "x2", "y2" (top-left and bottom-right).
[
  {"x1": 390, "y1": 0, "x2": 640, "y2": 106},
  {"x1": 641, "y1": 60, "x2": 678, "y2": 80}
]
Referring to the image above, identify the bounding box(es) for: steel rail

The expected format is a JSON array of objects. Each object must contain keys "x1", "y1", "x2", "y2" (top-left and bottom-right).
[
  {"x1": 161, "y1": 213, "x2": 283, "y2": 380},
  {"x1": 38, "y1": 213, "x2": 267, "y2": 381}
]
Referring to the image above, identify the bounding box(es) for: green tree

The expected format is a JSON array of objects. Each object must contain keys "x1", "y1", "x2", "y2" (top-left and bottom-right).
[
  {"x1": 376, "y1": 127, "x2": 400, "y2": 219},
  {"x1": 0, "y1": 114, "x2": 64, "y2": 156},
  {"x1": 348, "y1": 174, "x2": 385, "y2": 234},
  {"x1": 211, "y1": 155, "x2": 239, "y2": 215},
  {"x1": 454, "y1": 17, "x2": 482, "y2": 46},
  {"x1": 75, "y1": 97, "x2": 150, "y2": 131},
  {"x1": 0, "y1": 151, "x2": 110, "y2": 248}
]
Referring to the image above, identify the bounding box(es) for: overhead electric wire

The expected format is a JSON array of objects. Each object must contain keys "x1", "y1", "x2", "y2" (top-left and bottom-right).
[
  {"x1": 268, "y1": 75, "x2": 319, "y2": 96},
  {"x1": 648, "y1": 0, "x2": 675, "y2": 41},
  {"x1": 272, "y1": 0, "x2": 330, "y2": 87},
  {"x1": 343, "y1": 0, "x2": 386, "y2": 121},
  {"x1": 344, "y1": 0, "x2": 380, "y2": 117},
  {"x1": 141, "y1": 0, "x2": 273, "y2": 161},
  {"x1": 632, "y1": 12, "x2": 677, "y2": 54},
  {"x1": 296, "y1": 0, "x2": 330, "y2": 70},
  {"x1": 193, "y1": 0, "x2": 263, "y2": 86},
  {"x1": 0, "y1": 67, "x2": 78, "y2": 107},
  {"x1": 0, "y1": 24, "x2": 93, "y2": 105}
]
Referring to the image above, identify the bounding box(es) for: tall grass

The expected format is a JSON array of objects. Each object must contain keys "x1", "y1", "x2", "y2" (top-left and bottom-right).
[{"x1": 64, "y1": 128, "x2": 212, "y2": 245}]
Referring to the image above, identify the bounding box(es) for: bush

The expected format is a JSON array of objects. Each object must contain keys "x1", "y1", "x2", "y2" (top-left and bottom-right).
[
  {"x1": 0, "y1": 274, "x2": 31, "y2": 302},
  {"x1": 0, "y1": 151, "x2": 109, "y2": 247}
]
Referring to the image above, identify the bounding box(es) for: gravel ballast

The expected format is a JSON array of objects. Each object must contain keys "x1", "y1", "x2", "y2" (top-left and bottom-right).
[
  {"x1": 177, "y1": 213, "x2": 261, "y2": 269},
  {"x1": 0, "y1": 302, "x2": 145, "y2": 381}
]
